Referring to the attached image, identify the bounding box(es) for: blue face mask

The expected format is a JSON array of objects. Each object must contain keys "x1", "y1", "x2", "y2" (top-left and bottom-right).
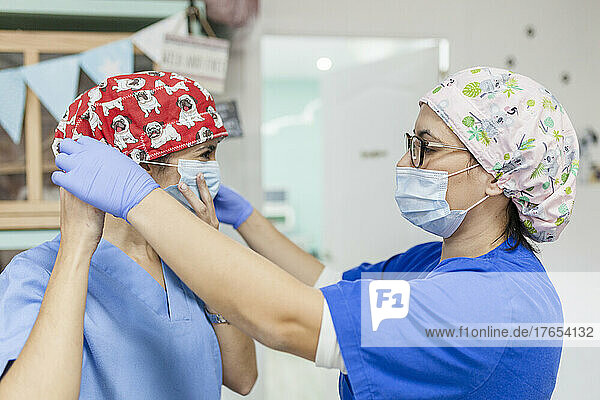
[
  {"x1": 394, "y1": 164, "x2": 489, "y2": 238},
  {"x1": 141, "y1": 159, "x2": 221, "y2": 213}
]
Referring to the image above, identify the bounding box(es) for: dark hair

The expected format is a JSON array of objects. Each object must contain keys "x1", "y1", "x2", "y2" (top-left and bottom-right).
[
  {"x1": 143, "y1": 154, "x2": 172, "y2": 176},
  {"x1": 466, "y1": 155, "x2": 539, "y2": 254}
]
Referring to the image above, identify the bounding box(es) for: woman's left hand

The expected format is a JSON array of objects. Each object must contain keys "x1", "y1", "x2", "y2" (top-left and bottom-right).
[
  {"x1": 59, "y1": 187, "x2": 105, "y2": 252},
  {"x1": 52, "y1": 136, "x2": 160, "y2": 221},
  {"x1": 177, "y1": 173, "x2": 219, "y2": 230}
]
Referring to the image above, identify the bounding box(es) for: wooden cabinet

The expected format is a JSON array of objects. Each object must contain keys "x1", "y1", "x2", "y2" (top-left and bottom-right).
[{"x1": 0, "y1": 30, "x2": 150, "y2": 229}]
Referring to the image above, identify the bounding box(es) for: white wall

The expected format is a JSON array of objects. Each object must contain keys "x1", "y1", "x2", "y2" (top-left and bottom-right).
[
  {"x1": 214, "y1": 24, "x2": 266, "y2": 400},
  {"x1": 217, "y1": 25, "x2": 263, "y2": 212},
  {"x1": 255, "y1": 1, "x2": 600, "y2": 398},
  {"x1": 262, "y1": 0, "x2": 600, "y2": 151}
]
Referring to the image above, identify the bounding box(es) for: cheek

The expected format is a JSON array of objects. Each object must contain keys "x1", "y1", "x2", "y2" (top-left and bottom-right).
[
  {"x1": 422, "y1": 150, "x2": 459, "y2": 171},
  {"x1": 153, "y1": 168, "x2": 182, "y2": 188},
  {"x1": 396, "y1": 150, "x2": 412, "y2": 167},
  {"x1": 445, "y1": 172, "x2": 484, "y2": 210},
  {"x1": 444, "y1": 180, "x2": 463, "y2": 209}
]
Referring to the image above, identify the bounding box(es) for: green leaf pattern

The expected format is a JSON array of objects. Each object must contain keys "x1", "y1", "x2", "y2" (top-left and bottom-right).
[
  {"x1": 503, "y1": 77, "x2": 523, "y2": 98},
  {"x1": 462, "y1": 82, "x2": 481, "y2": 98},
  {"x1": 530, "y1": 163, "x2": 544, "y2": 179},
  {"x1": 542, "y1": 97, "x2": 554, "y2": 110},
  {"x1": 519, "y1": 138, "x2": 536, "y2": 150}
]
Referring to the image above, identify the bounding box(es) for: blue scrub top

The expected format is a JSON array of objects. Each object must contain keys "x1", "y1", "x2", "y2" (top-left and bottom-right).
[
  {"x1": 0, "y1": 235, "x2": 222, "y2": 399},
  {"x1": 321, "y1": 237, "x2": 563, "y2": 400}
]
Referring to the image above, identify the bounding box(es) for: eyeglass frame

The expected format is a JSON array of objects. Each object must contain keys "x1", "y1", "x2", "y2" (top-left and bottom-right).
[{"x1": 405, "y1": 132, "x2": 470, "y2": 168}]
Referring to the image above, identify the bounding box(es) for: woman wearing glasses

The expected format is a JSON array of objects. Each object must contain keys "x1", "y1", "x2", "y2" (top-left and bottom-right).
[{"x1": 48, "y1": 67, "x2": 578, "y2": 400}]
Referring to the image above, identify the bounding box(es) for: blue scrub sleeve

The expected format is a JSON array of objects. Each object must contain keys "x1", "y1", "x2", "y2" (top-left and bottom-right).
[
  {"x1": 0, "y1": 258, "x2": 50, "y2": 377},
  {"x1": 321, "y1": 259, "x2": 511, "y2": 400}
]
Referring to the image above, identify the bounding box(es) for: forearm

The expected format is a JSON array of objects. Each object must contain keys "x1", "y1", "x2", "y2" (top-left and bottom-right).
[
  {"x1": 237, "y1": 210, "x2": 325, "y2": 286},
  {"x1": 129, "y1": 189, "x2": 323, "y2": 360},
  {"x1": 0, "y1": 244, "x2": 93, "y2": 400},
  {"x1": 211, "y1": 320, "x2": 257, "y2": 395}
]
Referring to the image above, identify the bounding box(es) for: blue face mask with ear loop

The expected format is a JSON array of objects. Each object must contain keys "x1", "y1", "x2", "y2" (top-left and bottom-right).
[
  {"x1": 140, "y1": 159, "x2": 221, "y2": 213},
  {"x1": 394, "y1": 163, "x2": 489, "y2": 238}
]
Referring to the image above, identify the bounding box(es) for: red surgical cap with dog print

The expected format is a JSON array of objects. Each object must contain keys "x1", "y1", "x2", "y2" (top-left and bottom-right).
[{"x1": 53, "y1": 71, "x2": 228, "y2": 163}]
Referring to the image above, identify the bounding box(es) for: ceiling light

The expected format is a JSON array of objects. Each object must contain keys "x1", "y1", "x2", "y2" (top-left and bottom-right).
[{"x1": 316, "y1": 57, "x2": 332, "y2": 71}]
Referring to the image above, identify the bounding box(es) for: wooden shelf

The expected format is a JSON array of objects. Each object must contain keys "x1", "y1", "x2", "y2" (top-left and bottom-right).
[
  {"x1": 0, "y1": 162, "x2": 57, "y2": 175},
  {"x1": 0, "y1": 30, "x2": 143, "y2": 54},
  {"x1": 0, "y1": 201, "x2": 59, "y2": 230},
  {"x1": 0, "y1": 31, "x2": 130, "y2": 53}
]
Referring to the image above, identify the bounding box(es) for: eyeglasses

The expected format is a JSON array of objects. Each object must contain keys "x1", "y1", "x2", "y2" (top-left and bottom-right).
[{"x1": 405, "y1": 132, "x2": 470, "y2": 168}]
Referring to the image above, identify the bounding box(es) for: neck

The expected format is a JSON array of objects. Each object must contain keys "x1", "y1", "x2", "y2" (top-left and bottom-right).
[
  {"x1": 102, "y1": 214, "x2": 161, "y2": 266},
  {"x1": 440, "y1": 199, "x2": 508, "y2": 261}
]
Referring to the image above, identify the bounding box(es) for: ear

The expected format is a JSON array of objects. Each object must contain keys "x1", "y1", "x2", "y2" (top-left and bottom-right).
[
  {"x1": 485, "y1": 175, "x2": 504, "y2": 196},
  {"x1": 140, "y1": 162, "x2": 152, "y2": 172},
  {"x1": 142, "y1": 163, "x2": 164, "y2": 179}
]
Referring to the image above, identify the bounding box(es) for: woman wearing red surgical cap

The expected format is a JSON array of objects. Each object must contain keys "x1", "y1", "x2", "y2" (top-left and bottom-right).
[
  {"x1": 30, "y1": 67, "x2": 579, "y2": 399},
  {"x1": 0, "y1": 72, "x2": 256, "y2": 399}
]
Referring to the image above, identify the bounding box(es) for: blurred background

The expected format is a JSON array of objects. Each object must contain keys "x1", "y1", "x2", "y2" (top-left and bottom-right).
[{"x1": 0, "y1": 1, "x2": 598, "y2": 398}]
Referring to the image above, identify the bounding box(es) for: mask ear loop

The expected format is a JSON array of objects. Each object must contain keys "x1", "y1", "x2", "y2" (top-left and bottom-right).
[
  {"x1": 448, "y1": 163, "x2": 490, "y2": 211},
  {"x1": 468, "y1": 176, "x2": 501, "y2": 211},
  {"x1": 448, "y1": 163, "x2": 481, "y2": 177},
  {"x1": 139, "y1": 160, "x2": 178, "y2": 168},
  {"x1": 464, "y1": 194, "x2": 490, "y2": 212}
]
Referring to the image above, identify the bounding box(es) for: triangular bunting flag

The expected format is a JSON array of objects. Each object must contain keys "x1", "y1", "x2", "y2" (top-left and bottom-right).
[
  {"x1": 22, "y1": 55, "x2": 80, "y2": 121},
  {"x1": 0, "y1": 67, "x2": 26, "y2": 144},
  {"x1": 80, "y1": 39, "x2": 134, "y2": 84},
  {"x1": 131, "y1": 11, "x2": 187, "y2": 63}
]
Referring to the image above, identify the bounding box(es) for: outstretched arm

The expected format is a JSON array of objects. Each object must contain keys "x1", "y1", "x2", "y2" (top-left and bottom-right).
[
  {"x1": 214, "y1": 186, "x2": 325, "y2": 286},
  {"x1": 237, "y1": 210, "x2": 325, "y2": 286},
  {"x1": 129, "y1": 188, "x2": 324, "y2": 360},
  {"x1": 177, "y1": 180, "x2": 257, "y2": 395},
  {"x1": 0, "y1": 189, "x2": 104, "y2": 399}
]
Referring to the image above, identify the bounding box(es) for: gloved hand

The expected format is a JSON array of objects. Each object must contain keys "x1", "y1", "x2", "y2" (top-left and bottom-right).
[
  {"x1": 51, "y1": 136, "x2": 160, "y2": 222},
  {"x1": 213, "y1": 185, "x2": 254, "y2": 229}
]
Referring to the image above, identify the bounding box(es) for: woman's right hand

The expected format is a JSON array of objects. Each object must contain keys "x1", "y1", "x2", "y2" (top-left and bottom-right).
[{"x1": 177, "y1": 173, "x2": 220, "y2": 230}]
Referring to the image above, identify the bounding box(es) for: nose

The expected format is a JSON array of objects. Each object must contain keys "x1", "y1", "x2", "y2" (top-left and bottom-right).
[{"x1": 396, "y1": 150, "x2": 412, "y2": 168}]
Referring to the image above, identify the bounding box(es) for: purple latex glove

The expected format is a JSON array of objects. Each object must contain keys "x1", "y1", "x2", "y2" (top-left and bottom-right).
[
  {"x1": 213, "y1": 185, "x2": 254, "y2": 229},
  {"x1": 51, "y1": 136, "x2": 160, "y2": 221}
]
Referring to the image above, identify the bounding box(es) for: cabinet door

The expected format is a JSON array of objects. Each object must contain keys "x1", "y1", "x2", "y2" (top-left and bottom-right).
[
  {"x1": 321, "y1": 47, "x2": 440, "y2": 271},
  {"x1": 0, "y1": 52, "x2": 26, "y2": 201}
]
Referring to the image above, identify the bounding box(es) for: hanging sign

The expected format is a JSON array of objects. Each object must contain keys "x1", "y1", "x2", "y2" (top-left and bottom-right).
[
  {"x1": 215, "y1": 101, "x2": 243, "y2": 138},
  {"x1": 161, "y1": 33, "x2": 230, "y2": 94}
]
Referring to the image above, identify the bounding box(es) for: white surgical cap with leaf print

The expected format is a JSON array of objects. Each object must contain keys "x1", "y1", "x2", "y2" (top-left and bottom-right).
[{"x1": 420, "y1": 66, "x2": 579, "y2": 242}]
